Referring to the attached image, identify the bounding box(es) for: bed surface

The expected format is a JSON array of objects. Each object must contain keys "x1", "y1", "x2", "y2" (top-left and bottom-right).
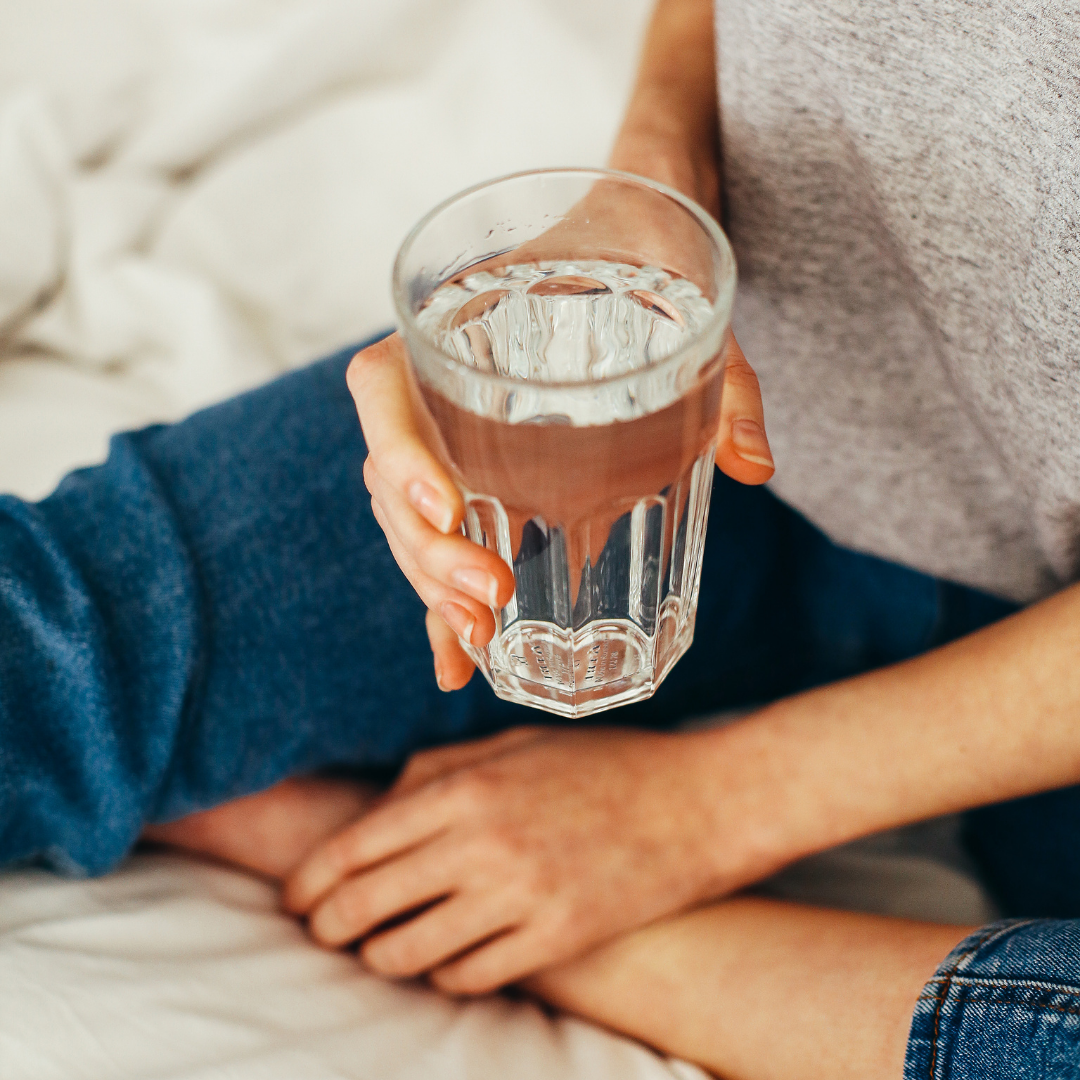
[{"x1": 0, "y1": 853, "x2": 709, "y2": 1080}]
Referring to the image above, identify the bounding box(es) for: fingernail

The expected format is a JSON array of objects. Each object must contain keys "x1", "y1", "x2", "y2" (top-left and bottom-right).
[
  {"x1": 439, "y1": 601, "x2": 476, "y2": 645},
  {"x1": 731, "y1": 419, "x2": 774, "y2": 467},
  {"x1": 434, "y1": 661, "x2": 449, "y2": 692},
  {"x1": 450, "y1": 567, "x2": 500, "y2": 608},
  {"x1": 408, "y1": 480, "x2": 454, "y2": 534}
]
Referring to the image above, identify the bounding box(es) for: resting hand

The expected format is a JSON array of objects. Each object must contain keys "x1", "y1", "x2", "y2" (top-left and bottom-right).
[{"x1": 281, "y1": 726, "x2": 736, "y2": 996}]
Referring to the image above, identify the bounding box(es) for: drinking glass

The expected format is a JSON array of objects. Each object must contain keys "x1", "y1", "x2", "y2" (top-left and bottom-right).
[{"x1": 394, "y1": 168, "x2": 736, "y2": 717}]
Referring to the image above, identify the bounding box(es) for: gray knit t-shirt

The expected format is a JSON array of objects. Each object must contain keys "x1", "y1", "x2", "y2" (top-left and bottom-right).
[{"x1": 716, "y1": 0, "x2": 1079, "y2": 602}]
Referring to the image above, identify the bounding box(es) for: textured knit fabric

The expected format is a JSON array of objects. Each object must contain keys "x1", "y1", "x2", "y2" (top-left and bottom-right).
[{"x1": 716, "y1": 0, "x2": 1080, "y2": 603}]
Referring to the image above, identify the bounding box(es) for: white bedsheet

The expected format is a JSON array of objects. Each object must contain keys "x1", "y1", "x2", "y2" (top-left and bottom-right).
[
  {"x1": 0, "y1": 837, "x2": 996, "y2": 1080},
  {"x1": 0, "y1": 0, "x2": 651, "y2": 498},
  {"x1": 0, "y1": 853, "x2": 708, "y2": 1080}
]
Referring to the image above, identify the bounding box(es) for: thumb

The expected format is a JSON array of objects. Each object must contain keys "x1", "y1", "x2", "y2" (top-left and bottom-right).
[
  {"x1": 426, "y1": 607, "x2": 477, "y2": 692},
  {"x1": 714, "y1": 334, "x2": 775, "y2": 485}
]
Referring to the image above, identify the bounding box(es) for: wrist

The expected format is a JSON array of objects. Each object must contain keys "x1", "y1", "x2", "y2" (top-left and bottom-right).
[
  {"x1": 611, "y1": 0, "x2": 719, "y2": 211},
  {"x1": 687, "y1": 703, "x2": 874, "y2": 896}
]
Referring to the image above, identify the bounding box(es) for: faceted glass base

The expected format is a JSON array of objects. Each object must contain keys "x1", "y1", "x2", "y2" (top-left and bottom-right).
[
  {"x1": 466, "y1": 608, "x2": 696, "y2": 718},
  {"x1": 461, "y1": 446, "x2": 716, "y2": 718}
]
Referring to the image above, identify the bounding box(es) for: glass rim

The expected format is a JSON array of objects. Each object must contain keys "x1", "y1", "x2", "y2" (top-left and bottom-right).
[{"x1": 391, "y1": 166, "x2": 736, "y2": 395}]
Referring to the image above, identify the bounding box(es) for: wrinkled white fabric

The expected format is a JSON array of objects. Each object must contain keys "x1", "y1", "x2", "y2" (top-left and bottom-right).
[
  {"x1": 0, "y1": 853, "x2": 709, "y2": 1080},
  {"x1": 0, "y1": 0, "x2": 650, "y2": 497}
]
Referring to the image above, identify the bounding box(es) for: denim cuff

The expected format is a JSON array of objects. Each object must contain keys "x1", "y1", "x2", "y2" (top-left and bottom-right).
[{"x1": 905, "y1": 918, "x2": 1080, "y2": 1078}]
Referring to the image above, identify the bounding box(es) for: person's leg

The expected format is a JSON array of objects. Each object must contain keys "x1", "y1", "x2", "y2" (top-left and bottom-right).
[
  {"x1": 904, "y1": 918, "x2": 1080, "y2": 1078},
  {"x1": 1, "y1": 333, "x2": 843, "y2": 876},
  {"x1": 1, "y1": 337, "x2": 443, "y2": 874},
  {"x1": 9, "y1": 327, "x2": 847, "y2": 875}
]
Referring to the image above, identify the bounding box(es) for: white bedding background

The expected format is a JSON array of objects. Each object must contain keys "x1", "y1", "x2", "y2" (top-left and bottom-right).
[
  {"x1": 0, "y1": 4, "x2": 998, "y2": 1078},
  {"x1": 0, "y1": 0, "x2": 651, "y2": 498},
  {"x1": 0, "y1": 854, "x2": 711, "y2": 1080}
]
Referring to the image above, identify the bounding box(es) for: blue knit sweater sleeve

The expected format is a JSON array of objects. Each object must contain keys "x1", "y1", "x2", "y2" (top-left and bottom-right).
[
  {"x1": 0, "y1": 344, "x2": 438, "y2": 876},
  {"x1": 0, "y1": 432, "x2": 199, "y2": 874}
]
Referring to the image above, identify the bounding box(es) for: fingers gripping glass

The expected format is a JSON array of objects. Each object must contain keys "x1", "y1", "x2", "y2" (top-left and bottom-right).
[{"x1": 394, "y1": 168, "x2": 736, "y2": 717}]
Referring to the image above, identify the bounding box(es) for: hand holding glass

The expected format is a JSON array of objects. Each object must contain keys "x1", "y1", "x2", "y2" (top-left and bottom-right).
[{"x1": 392, "y1": 168, "x2": 736, "y2": 716}]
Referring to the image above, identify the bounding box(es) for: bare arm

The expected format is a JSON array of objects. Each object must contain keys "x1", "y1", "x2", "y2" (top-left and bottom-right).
[
  {"x1": 145, "y1": 776, "x2": 966, "y2": 1080},
  {"x1": 526, "y1": 898, "x2": 968, "y2": 1080},
  {"x1": 279, "y1": 580, "x2": 1080, "y2": 995},
  {"x1": 700, "y1": 581, "x2": 1080, "y2": 889},
  {"x1": 609, "y1": 0, "x2": 721, "y2": 215}
]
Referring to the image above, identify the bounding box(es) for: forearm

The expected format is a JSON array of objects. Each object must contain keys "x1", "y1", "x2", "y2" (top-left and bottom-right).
[
  {"x1": 526, "y1": 897, "x2": 968, "y2": 1080},
  {"x1": 703, "y1": 581, "x2": 1080, "y2": 883},
  {"x1": 621, "y1": 0, "x2": 717, "y2": 143},
  {"x1": 610, "y1": 0, "x2": 720, "y2": 210}
]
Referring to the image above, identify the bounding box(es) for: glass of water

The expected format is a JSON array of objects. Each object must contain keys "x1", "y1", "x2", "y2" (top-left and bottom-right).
[{"x1": 394, "y1": 168, "x2": 736, "y2": 717}]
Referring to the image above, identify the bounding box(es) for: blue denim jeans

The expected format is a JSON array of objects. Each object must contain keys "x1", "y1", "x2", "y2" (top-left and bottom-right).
[
  {"x1": 2, "y1": 341, "x2": 1078, "y2": 1074},
  {"x1": 905, "y1": 920, "x2": 1080, "y2": 1078}
]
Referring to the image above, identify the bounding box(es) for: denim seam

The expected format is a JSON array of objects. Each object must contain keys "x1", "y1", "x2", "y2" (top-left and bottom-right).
[
  {"x1": 953, "y1": 920, "x2": 1039, "y2": 970},
  {"x1": 923, "y1": 974, "x2": 1080, "y2": 996},
  {"x1": 919, "y1": 993, "x2": 1080, "y2": 1019},
  {"x1": 926, "y1": 921, "x2": 1033, "y2": 1079}
]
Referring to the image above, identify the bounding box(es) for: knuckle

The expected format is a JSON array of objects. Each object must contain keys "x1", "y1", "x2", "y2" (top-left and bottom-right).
[
  {"x1": 488, "y1": 824, "x2": 528, "y2": 863},
  {"x1": 327, "y1": 887, "x2": 370, "y2": 932},
  {"x1": 321, "y1": 837, "x2": 351, "y2": 879},
  {"x1": 346, "y1": 339, "x2": 391, "y2": 394},
  {"x1": 550, "y1": 902, "x2": 586, "y2": 942},
  {"x1": 397, "y1": 754, "x2": 436, "y2": 789},
  {"x1": 396, "y1": 759, "x2": 421, "y2": 786},
  {"x1": 413, "y1": 527, "x2": 442, "y2": 566},
  {"x1": 513, "y1": 724, "x2": 548, "y2": 742},
  {"x1": 723, "y1": 360, "x2": 761, "y2": 393},
  {"x1": 411, "y1": 747, "x2": 447, "y2": 775},
  {"x1": 362, "y1": 455, "x2": 379, "y2": 493},
  {"x1": 325, "y1": 830, "x2": 369, "y2": 884},
  {"x1": 450, "y1": 771, "x2": 496, "y2": 815},
  {"x1": 504, "y1": 861, "x2": 548, "y2": 908},
  {"x1": 346, "y1": 355, "x2": 373, "y2": 400},
  {"x1": 527, "y1": 921, "x2": 564, "y2": 962}
]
